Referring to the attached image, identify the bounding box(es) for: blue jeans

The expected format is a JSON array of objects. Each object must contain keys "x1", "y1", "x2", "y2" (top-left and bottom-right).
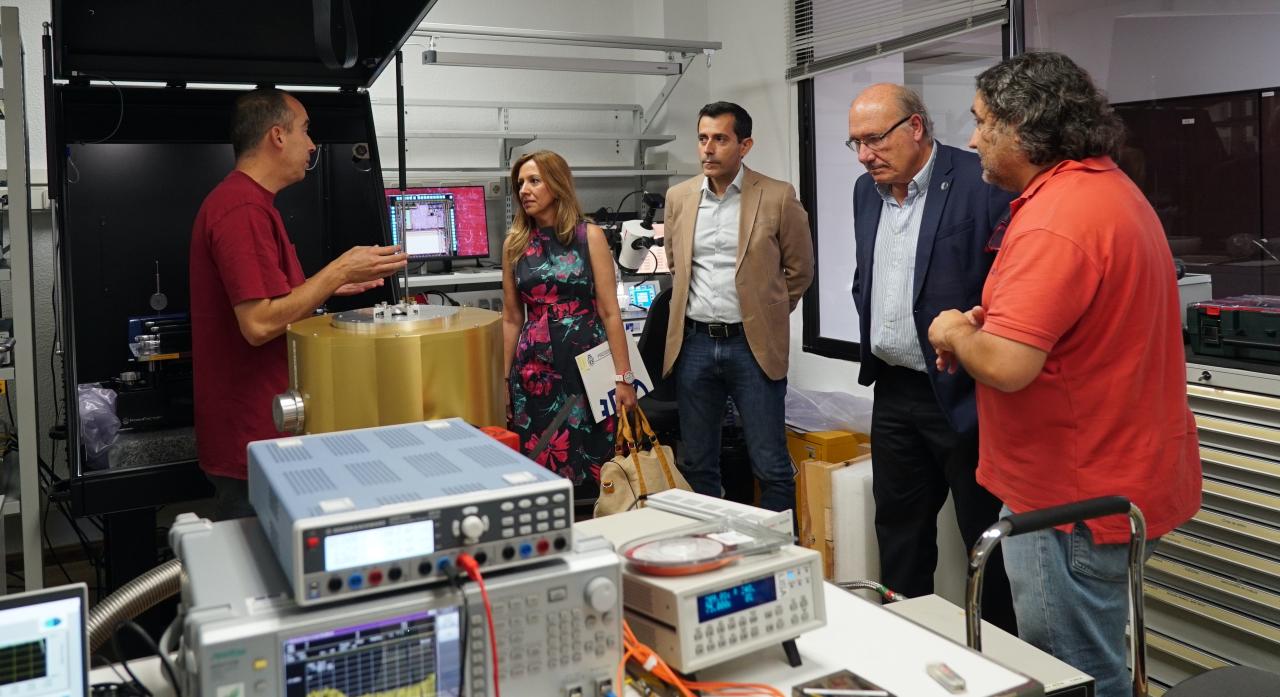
[
  {"x1": 1000, "y1": 507, "x2": 1156, "y2": 697},
  {"x1": 675, "y1": 330, "x2": 794, "y2": 511}
]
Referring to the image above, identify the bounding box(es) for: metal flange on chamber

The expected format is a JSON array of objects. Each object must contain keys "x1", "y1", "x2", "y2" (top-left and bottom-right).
[{"x1": 273, "y1": 301, "x2": 503, "y2": 434}]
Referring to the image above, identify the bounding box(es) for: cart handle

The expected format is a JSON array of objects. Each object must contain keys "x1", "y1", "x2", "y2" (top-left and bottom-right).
[
  {"x1": 1003, "y1": 495, "x2": 1131, "y2": 536},
  {"x1": 965, "y1": 497, "x2": 1149, "y2": 697}
]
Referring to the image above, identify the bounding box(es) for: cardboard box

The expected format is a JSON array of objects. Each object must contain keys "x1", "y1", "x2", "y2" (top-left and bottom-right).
[
  {"x1": 790, "y1": 430, "x2": 866, "y2": 549},
  {"x1": 798, "y1": 453, "x2": 872, "y2": 579},
  {"x1": 787, "y1": 429, "x2": 863, "y2": 465}
]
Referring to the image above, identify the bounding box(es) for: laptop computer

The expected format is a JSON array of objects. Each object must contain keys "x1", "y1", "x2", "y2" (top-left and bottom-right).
[{"x1": 0, "y1": 583, "x2": 89, "y2": 697}]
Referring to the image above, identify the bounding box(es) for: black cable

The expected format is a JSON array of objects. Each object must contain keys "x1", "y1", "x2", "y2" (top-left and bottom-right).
[
  {"x1": 78, "y1": 75, "x2": 126, "y2": 145},
  {"x1": 421, "y1": 289, "x2": 460, "y2": 306},
  {"x1": 615, "y1": 189, "x2": 645, "y2": 218},
  {"x1": 107, "y1": 625, "x2": 154, "y2": 697},
  {"x1": 90, "y1": 653, "x2": 146, "y2": 696},
  {"x1": 35, "y1": 452, "x2": 104, "y2": 596},
  {"x1": 442, "y1": 564, "x2": 470, "y2": 696},
  {"x1": 114, "y1": 621, "x2": 181, "y2": 696}
]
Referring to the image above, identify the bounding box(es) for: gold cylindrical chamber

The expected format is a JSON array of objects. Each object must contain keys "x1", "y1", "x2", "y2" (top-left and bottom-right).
[{"x1": 279, "y1": 303, "x2": 503, "y2": 434}]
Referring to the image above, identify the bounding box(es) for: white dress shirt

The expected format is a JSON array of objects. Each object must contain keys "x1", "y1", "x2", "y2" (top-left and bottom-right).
[{"x1": 686, "y1": 166, "x2": 745, "y2": 324}]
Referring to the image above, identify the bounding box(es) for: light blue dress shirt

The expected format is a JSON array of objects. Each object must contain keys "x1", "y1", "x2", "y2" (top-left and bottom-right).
[{"x1": 687, "y1": 166, "x2": 745, "y2": 324}]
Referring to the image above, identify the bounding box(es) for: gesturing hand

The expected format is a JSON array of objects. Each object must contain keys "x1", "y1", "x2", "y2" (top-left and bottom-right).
[
  {"x1": 336, "y1": 244, "x2": 408, "y2": 284},
  {"x1": 334, "y1": 278, "x2": 385, "y2": 296}
]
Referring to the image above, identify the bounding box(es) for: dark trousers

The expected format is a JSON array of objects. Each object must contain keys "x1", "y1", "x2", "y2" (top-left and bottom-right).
[
  {"x1": 675, "y1": 330, "x2": 795, "y2": 512},
  {"x1": 871, "y1": 365, "x2": 1016, "y2": 633},
  {"x1": 208, "y1": 474, "x2": 257, "y2": 521}
]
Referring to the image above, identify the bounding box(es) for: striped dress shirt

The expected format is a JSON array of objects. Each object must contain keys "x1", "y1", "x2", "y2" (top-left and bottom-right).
[{"x1": 868, "y1": 143, "x2": 937, "y2": 372}]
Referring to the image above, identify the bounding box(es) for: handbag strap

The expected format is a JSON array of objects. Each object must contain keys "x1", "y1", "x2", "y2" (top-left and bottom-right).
[
  {"x1": 528, "y1": 398, "x2": 577, "y2": 462},
  {"x1": 617, "y1": 404, "x2": 653, "y2": 499},
  {"x1": 629, "y1": 404, "x2": 679, "y2": 489}
]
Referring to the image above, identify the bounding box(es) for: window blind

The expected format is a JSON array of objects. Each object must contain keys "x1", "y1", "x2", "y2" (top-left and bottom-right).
[{"x1": 787, "y1": 0, "x2": 1008, "y2": 81}]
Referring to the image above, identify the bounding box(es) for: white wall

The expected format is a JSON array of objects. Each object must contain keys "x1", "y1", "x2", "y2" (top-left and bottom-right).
[{"x1": 697, "y1": 0, "x2": 872, "y2": 399}]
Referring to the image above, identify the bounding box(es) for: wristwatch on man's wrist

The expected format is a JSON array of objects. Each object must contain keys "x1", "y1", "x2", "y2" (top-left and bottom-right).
[{"x1": 614, "y1": 369, "x2": 636, "y2": 386}]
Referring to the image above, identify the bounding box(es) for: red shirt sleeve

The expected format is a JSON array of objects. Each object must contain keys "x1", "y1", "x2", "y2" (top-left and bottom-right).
[
  {"x1": 209, "y1": 203, "x2": 295, "y2": 306},
  {"x1": 981, "y1": 227, "x2": 1103, "y2": 353}
]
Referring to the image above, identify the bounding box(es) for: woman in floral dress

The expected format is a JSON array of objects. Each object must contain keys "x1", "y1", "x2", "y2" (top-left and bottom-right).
[{"x1": 501, "y1": 150, "x2": 638, "y2": 486}]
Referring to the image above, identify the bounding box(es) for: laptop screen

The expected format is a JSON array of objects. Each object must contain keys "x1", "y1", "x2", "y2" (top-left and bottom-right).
[{"x1": 0, "y1": 583, "x2": 88, "y2": 697}]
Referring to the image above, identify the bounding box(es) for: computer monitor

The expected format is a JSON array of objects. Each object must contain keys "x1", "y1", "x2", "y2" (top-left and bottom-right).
[
  {"x1": 385, "y1": 186, "x2": 490, "y2": 260},
  {"x1": 0, "y1": 583, "x2": 89, "y2": 697}
]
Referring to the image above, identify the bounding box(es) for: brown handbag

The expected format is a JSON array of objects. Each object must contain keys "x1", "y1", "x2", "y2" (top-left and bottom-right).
[{"x1": 594, "y1": 404, "x2": 690, "y2": 517}]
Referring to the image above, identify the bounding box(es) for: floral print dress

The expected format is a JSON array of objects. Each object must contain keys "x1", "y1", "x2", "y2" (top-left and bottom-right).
[{"x1": 509, "y1": 223, "x2": 616, "y2": 484}]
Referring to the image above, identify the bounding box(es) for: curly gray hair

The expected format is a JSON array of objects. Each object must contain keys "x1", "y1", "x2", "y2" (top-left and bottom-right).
[{"x1": 975, "y1": 52, "x2": 1124, "y2": 165}]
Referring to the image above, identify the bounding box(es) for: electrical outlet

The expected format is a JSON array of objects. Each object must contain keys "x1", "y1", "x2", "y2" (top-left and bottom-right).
[{"x1": 487, "y1": 180, "x2": 503, "y2": 198}]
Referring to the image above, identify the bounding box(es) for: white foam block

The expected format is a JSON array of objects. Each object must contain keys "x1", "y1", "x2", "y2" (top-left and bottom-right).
[{"x1": 831, "y1": 457, "x2": 878, "y2": 584}]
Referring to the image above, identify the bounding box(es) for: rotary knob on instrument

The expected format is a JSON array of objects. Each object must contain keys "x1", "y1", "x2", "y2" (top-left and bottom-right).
[
  {"x1": 585, "y1": 577, "x2": 618, "y2": 613},
  {"x1": 460, "y1": 515, "x2": 486, "y2": 544},
  {"x1": 272, "y1": 390, "x2": 305, "y2": 434}
]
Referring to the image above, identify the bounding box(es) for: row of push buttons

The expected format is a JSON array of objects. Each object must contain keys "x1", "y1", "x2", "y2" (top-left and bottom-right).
[
  {"x1": 499, "y1": 491, "x2": 568, "y2": 513},
  {"x1": 692, "y1": 600, "x2": 812, "y2": 657},
  {"x1": 500, "y1": 507, "x2": 568, "y2": 537}
]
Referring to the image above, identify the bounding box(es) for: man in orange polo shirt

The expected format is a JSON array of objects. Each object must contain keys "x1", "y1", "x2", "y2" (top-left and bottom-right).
[{"x1": 926, "y1": 52, "x2": 1201, "y2": 697}]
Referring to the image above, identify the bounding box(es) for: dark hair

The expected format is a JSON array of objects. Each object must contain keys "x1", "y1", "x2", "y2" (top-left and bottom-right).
[
  {"x1": 230, "y1": 88, "x2": 295, "y2": 159},
  {"x1": 698, "y1": 101, "x2": 752, "y2": 141},
  {"x1": 975, "y1": 52, "x2": 1125, "y2": 165}
]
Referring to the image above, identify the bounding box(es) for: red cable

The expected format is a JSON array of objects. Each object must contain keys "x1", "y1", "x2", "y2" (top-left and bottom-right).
[{"x1": 456, "y1": 553, "x2": 499, "y2": 697}]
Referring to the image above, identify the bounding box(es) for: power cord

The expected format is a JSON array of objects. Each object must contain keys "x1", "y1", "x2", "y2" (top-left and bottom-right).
[
  {"x1": 90, "y1": 654, "x2": 147, "y2": 696},
  {"x1": 414, "y1": 290, "x2": 460, "y2": 306},
  {"x1": 103, "y1": 625, "x2": 153, "y2": 697},
  {"x1": 617, "y1": 619, "x2": 784, "y2": 697},
  {"x1": 615, "y1": 189, "x2": 645, "y2": 218},
  {"x1": 456, "y1": 553, "x2": 500, "y2": 697},
  {"x1": 442, "y1": 563, "x2": 470, "y2": 695},
  {"x1": 108, "y1": 621, "x2": 183, "y2": 697}
]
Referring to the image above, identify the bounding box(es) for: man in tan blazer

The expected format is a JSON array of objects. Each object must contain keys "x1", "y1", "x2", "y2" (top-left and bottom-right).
[{"x1": 662, "y1": 101, "x2": 813, "y2": 511}]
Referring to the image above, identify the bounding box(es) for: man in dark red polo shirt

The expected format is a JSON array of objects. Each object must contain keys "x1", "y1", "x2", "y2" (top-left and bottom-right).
[
  {"x1": 190, "y1": 89, "x2": 407, "y2": 519},
  {"x1": 926, "y1": 53, "x2": 1200, "y2": 697}
]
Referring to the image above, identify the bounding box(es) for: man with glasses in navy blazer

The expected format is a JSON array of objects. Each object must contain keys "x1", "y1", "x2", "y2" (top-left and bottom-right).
[{"x1": 849, "y1": 84, "x2": 1016, "y2": 630}]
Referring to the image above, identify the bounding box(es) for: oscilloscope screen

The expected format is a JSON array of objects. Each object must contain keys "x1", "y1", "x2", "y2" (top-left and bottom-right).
[{"x1": 282, "y1": 607, "x2": 462, "y2": 697}]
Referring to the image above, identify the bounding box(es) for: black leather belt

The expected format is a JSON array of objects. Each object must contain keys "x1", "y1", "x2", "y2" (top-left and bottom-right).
[{"x1": 687, "y1": 318, "x2": 743, "y2": 338}]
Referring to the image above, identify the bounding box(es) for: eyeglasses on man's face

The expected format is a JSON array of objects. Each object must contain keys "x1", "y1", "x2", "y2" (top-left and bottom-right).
[{"x1": 845, "y1": 113, "x2": 915, "y2": 152}]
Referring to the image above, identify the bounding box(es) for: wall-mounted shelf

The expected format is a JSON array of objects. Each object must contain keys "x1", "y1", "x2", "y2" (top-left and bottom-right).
[
  {"x1": 381, "y1": 27, "x2": 720, "y2": 227},
  {"x1": 396, "y1": 130, "x2": 676, "y2": 146},
  {"x1": 382, "y1": 167, "x2": 679, "y2": 181}
]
